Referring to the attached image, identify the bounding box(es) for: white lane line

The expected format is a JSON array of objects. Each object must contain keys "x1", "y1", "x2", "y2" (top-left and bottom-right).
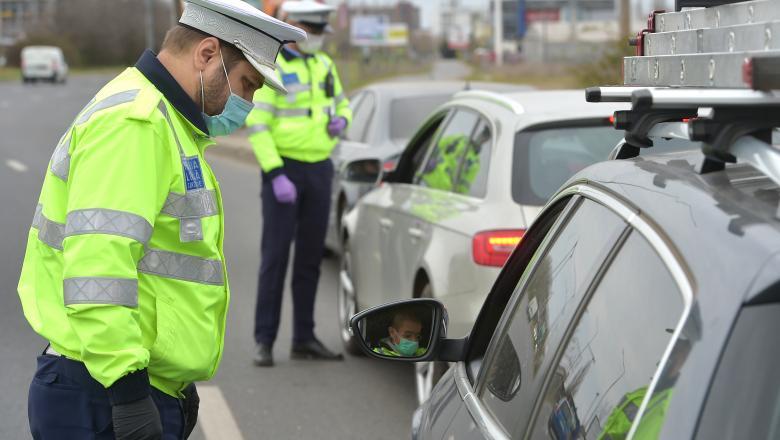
[
  {"x1": 6, "y1": 159, "x2": 28, "y2": 173},
  {"x1": 197, "y1": 385, "x2": 245, "y2": 440}
]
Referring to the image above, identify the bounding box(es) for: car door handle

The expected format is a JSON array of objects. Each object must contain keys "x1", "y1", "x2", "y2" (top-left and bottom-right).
[
  {"x1": 408, "y1": 227, "x2": 423, "y2": 239},
  {"x1": 379, "y1": 218, "x2": 393, "y2": 230}
]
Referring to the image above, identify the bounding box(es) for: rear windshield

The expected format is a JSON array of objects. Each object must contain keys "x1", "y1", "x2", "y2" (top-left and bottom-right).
[
  {"x1": 511, "y1": 123, "x2": 695, "y2": 205},
  {"x1": 390, "y1": 94, "x2": 452, "y2": 141}
]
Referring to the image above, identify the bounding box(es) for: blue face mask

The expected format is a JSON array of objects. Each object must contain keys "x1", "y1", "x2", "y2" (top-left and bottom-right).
[
  {"x1": 201, "y1": 51, "x2": 254, "y2": 137},
  {"x1": 394, "y1": 338, "x2": 420, "y2": 357}
]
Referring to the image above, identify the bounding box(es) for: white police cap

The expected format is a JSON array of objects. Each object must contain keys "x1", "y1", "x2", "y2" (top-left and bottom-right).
[
  {"x1": 281, "y1": 1, "x2": 335, "y2": 30},
  {"x1": 180, "y1": 0, "x2": 307, "y2": 94}
]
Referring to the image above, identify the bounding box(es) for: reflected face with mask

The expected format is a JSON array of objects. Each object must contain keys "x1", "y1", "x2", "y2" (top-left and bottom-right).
[{"x1": 388, "y1": 313, "x2": 423, "y2": 357}]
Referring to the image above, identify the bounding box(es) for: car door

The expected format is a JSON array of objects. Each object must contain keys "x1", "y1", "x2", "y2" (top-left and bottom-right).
[
  {"x1": 383, "y1": 109, "x2": 482, "y2": 307},
  {"x1": 350, "y1": 111, "x2": 448, "y2": 310},
  {"x1": 432, "y1": 194, "x2": 631, "y2": 439}
]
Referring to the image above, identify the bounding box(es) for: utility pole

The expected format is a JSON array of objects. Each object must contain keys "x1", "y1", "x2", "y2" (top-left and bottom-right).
[
  {"x1": 145, "y1": 0, "x2": 156, "y2": 51},
  {"x1": 569, "y1": 0, "x2": 577, "y2": 42},
  {"x1": 619, "y1": 0, "x2": 630, "y2": 37},
  {"x1": 493, "y1": 0, "x2": 503, "y2": 66}
]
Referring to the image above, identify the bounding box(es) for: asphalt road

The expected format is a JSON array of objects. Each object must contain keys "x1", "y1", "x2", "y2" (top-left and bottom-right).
[{"x1": 0, "y1": 73, "x2": 417, "y2": 439}]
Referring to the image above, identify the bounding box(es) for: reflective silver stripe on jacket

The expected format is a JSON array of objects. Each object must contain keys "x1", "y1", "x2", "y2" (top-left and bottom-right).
[
  {"x1": 253, "y1": 102, "x2": 275, "y2": 113},
  {"x1": 161, "y1": 189, "x2": 218, "y2": 219},
  {"x1": 50, "y1": 90, "x2": 140, "y2": 181},
  {"x1": 247, "y1": 124, "x2": 269, "y2": 135},
  {"x1": 63, "y1": 277, "x2": 138, "y2": 307},
  {"x1": 65, "y1": 208, "x2": 153, "y2": 244},
  {"x1": 286, "y1": 83, "x2": 311, "y2": 94},
  {"x1": 50, "y1": 134, "x2": 72, "y2": 181},
  {"x1": 138, "y1": 249, "x2": 224, "y2": 285},
  {"x1": 74, "y1": 90, "x2": 140, "y2": 125},
  {"x1": 31, "y1": 205, "x2": 65, "y2": 250},
  {"x1": 335, "y1": 93, "x2": 346, "y2": 105},
  {"x1": 157, "y1": 101, "x2": 185, "y2": 157},
  {"x1": 276, "y1": 108, "x2": 310, "y2": 117}
]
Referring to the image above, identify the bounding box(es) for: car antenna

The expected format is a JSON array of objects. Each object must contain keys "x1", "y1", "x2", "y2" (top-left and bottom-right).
[{"x1": 463, "y1": 81, "x2": 471, "y2": 91}]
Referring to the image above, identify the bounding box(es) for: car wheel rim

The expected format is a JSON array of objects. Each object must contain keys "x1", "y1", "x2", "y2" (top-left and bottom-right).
[
  {"x1": 415, "y1": 362, "x2": 435, "y2": 404},
  {"x1": 338, "y1": 247, "x2": 356, "y2": 343}
]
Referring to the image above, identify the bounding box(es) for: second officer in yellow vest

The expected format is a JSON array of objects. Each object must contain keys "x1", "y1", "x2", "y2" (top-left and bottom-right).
[{"x1": 247, "y1": 1, "x2": 352, "y2": 367}]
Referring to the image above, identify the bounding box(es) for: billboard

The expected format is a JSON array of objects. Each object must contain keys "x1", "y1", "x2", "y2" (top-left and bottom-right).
[
  {"x1": 447, "y1": 12, "x2": 471, "y2": 50},
  {"x1": 351, "y1": 16, "x2": 409, "y2": 47}
]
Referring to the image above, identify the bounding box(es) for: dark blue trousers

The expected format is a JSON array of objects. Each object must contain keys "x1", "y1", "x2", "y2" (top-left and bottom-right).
[
  {"x1": 28, "y1": 355, "x2": 184, "y2": 439},
  {"x1": 254, "y1": 157, "x2": 334, "y2": 345}
]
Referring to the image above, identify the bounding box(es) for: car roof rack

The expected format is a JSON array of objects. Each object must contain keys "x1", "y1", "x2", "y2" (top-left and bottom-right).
[{"x1": 587, "y1": 0, "x2": 780, "y2": 190}]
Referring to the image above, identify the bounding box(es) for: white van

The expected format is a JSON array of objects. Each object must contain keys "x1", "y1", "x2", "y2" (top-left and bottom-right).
[{"x1": 21, "y1": 46, "x2": 68, "y2": 84}]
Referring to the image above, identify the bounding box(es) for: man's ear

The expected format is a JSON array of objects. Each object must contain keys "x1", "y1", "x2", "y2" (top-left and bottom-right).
[{"x1": 193, "y1": 37, "x2": 221, "y2": 71}]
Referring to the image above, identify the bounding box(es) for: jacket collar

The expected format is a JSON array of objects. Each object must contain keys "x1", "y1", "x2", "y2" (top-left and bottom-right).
[
  {"x1": 135, "y1": 50, "x2": 209, "y2": 136},
  {"x1": 281, "y1": 46, "x2": 311, "y2": 61}
]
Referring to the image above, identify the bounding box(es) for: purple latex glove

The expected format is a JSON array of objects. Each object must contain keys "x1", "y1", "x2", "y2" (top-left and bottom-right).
[
  {"x1": 271, "y1": 174, "x2": 297, "y2": 204},
  {"x1": 327, "y1": 117, "x2": 347, "y2": 138}
]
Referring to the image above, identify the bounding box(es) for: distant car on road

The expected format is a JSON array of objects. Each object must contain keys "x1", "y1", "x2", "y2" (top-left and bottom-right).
[
  {"x1": 325, "y1": 81, "x2": 528, "y2": 254},
  {"x1": 21, "y1": 46, "x2": 68, "y2": 84},
  {"x1": 338, "y1": 90, "x2": 633, "y2": 403}
]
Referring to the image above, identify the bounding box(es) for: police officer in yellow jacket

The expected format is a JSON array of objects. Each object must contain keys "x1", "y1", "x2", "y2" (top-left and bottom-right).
[
  {"x1": 247, "y1": 1, "x2": 351, "y2": 367},
  {"x1": 17, "y1": 1, "x2": 304, "y2": 438}
]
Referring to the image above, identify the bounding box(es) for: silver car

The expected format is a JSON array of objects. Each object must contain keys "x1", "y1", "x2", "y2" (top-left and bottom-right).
[
  {"x1": 338, "y1": 90, "x2": 628, "y2": 402},
  {"x1": 326, "y1": 81, "x2": 527, "y2": 254}
]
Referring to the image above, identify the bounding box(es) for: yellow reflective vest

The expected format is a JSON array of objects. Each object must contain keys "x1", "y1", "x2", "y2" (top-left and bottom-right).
[
  {"x1": 17, "y1": 66, "x2": 229, "y2": 398},
  {"x1": 246, "y1": 49, "x2": 352, "y2": 173}
]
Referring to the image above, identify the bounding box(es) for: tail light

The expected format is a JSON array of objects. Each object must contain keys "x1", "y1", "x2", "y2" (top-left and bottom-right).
[
  {"x1": 382, "y1": 158, "x2": 398, "y2": 173},
  {"x1": 472, "y1": 229, "x2": 525, "y2": 267}
]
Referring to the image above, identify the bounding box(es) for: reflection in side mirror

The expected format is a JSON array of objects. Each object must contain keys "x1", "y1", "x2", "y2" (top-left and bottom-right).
[
  {"x1": 349, "y1": 298, "x2": 446, "y2": 361},
  {"x1": 344, "y1": 158, "x2": 382, "y2": 183}
]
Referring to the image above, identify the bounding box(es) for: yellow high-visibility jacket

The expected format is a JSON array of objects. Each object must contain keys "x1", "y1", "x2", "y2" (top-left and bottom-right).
[
  {"x1": 18, "y1": 64, "x2": 229, "y2": 399},
  {"x1": 246, "y1": 48, "x2": 351, "y2": 175}
]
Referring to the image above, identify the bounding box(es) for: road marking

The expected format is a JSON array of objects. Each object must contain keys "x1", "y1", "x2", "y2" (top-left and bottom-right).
[
  {"x1": 196, "y1": 385, "x2": 245, "y2": 440},
  {"x1": 6, "y1": 159, "x2": 28, "y2": 173}
]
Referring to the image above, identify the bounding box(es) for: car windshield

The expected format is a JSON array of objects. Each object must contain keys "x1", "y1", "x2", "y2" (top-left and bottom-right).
[
  {"x1": 511, "y1": 123, "x2": 695, "y2": 205},
  {"x1": 390, "y1": 94, "x2": 452, "y2": 141}
]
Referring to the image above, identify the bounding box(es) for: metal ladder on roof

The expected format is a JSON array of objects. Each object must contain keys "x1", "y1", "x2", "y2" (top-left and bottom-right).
[{"x1": 586, "y1": 0, "x2": 780, "y2": 192}]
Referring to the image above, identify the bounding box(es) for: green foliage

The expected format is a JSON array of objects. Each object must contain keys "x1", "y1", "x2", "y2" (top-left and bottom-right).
[{"x1": 571, "y1": 37, "x2": 635, "y2": 88}]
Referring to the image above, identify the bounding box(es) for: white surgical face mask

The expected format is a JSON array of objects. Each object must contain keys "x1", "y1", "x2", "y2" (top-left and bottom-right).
[{"x1": 298, "y1": 34, "x2": 324, "y2": 53}]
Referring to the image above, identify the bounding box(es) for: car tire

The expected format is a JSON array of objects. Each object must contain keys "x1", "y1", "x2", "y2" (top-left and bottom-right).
[
  {"x1": 416, "y1": 283, "x2": 449, "y2": 405},
  {"x1": 338, "y1": 237, "x2": 362, "y2": 355}
]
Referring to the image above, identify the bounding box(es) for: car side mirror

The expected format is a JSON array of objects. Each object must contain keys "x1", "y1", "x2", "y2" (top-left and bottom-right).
[
  {"x1": 349, "y1": 299, "x2": 468, "y2": 362},
  {"x1": 343, "y1": 158, "x2": 381, "y2": 183}
]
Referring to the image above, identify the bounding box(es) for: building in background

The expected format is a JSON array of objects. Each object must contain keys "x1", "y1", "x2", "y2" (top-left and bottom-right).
[
  {"x1": 0, "y1": 0, "x2": 54, "y2": 44},
  {"x1": 489, "y1": 0, "x2": 645, "y2": 62}
]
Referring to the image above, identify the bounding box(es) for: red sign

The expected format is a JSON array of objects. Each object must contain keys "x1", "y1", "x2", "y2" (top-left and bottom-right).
[{"x1": 526, "y1": 9, "x2": 560, "y2": 22}]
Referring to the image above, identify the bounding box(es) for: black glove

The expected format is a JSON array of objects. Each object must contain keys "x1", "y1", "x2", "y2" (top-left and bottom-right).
[
  {"x1": 182, "y1": 384, "x2": 200, "y2": 439},
  {"x1": 112, "y1": 395, "x2": 162, "y2": 440},
  {"x1": 107, "y1": 369, "x2": 162, "y2": 440}
]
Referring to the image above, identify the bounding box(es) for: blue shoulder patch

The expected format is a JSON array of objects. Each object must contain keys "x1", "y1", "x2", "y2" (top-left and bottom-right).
[
  {"x1": 282, "y1": 73, "x2": 300, "y2": 85},
  {"x1": 183, "y1": 156, "x2": 205, "y2": 190}
]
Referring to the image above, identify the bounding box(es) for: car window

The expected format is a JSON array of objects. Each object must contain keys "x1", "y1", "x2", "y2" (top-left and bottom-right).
[
  {"x1": 526, "y1": 230, "x2": 683, "y2": 440},
  {"x1": 454, "y1": 117, "x2": 492, "y2": 198},
  {"x1": 347, "y1": 91, "x2": 375, "y2": 143},
  {"x1": 416, "y1": 109, "x2": 479, "y2": 192},
  {"x1": 389, "y1": 94, "x2": 452, "y2": 141},
  {"x1": 512, "y1": 124, "x2": 624, "y2": 205},
  {"x1": 389, "y1": 112, "x2": 449, "y2": 185},
  {"x1": 478, "y1": 198, "x2": 628, "y2": 435},
  {"x1": 696, "y1": 303, "x2": 780, "y2": 440}
]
